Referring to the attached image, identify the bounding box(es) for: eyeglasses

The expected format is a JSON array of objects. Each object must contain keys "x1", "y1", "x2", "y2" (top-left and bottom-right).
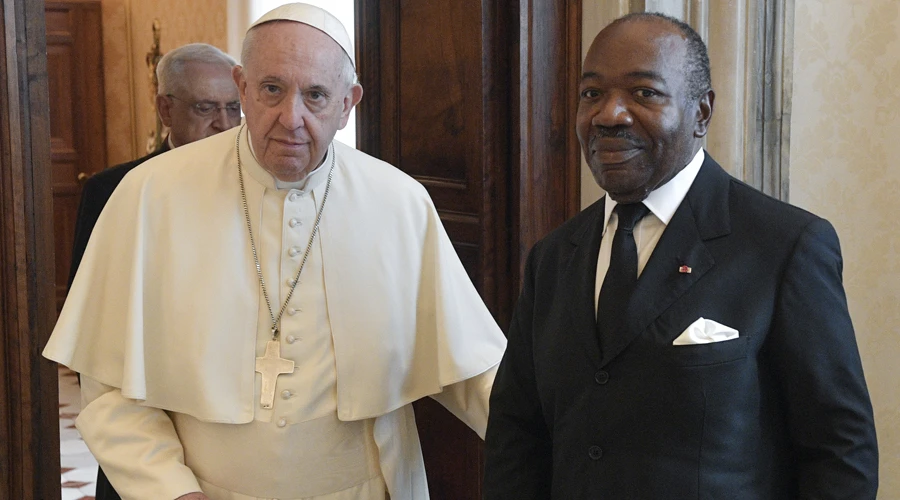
[{"x1": 166, "y1": 94, "x2": 242, "y2": 118}]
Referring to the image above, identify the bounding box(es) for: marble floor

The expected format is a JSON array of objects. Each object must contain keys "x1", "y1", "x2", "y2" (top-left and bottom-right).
[{"x1": 58, "y1": 365, "x2": 98, "y2": 500}]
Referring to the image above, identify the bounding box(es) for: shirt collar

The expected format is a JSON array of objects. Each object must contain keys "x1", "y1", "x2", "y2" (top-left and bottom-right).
[
  {"x1": 603, "y1": 148, "x2": 705, "y2": 234},
  {"x1": 242, "y1": 126, "x2": 332, "y2": 193}
]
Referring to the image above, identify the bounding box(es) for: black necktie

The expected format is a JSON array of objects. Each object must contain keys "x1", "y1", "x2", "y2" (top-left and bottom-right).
[{"x1": 597, "y1": 202, "x2": 649, "y2": 339}]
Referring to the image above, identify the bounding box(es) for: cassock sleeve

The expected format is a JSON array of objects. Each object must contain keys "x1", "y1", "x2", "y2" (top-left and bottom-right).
[
  {"x1": 483, "y1": 244, "x2": 553, "y2": 499},
  {"x1": 767, "y1": 219, "x2": 879, "y2": 498},
  {"x1": 429, "y1": 364, "x2": 498, "y2": 439},
  {"x1": 77, "y1": 376, "x2": 204, "y2": 500}
]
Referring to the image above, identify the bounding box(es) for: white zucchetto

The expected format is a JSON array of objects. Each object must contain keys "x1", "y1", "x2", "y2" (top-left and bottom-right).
[{"x1": 249, "y1": 3, "x2": 355, "y2": 67}]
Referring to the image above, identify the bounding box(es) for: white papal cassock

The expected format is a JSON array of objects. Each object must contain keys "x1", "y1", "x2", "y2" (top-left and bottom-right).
[{"x1": 43, "y1": 124, "x2": 507, "y2": 499}]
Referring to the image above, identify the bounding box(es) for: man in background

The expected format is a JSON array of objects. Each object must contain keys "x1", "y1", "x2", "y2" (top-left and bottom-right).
[
  {"x1": 68, "y1": 42, "x2": 240, "y2": 285},
  {"x1": 484, "y1": 12, "x2": 877, "y2": 499},
  {"x1": 66, "y1": 42, "x2": 240, "y2": 500}
]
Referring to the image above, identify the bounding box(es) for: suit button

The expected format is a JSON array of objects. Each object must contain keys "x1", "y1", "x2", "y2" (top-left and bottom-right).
[
  {"x1": 594, "y1": 370, "x2": 609, "y2": 384},
  {"x1": 588, "y1": 446, "x2": 603, "y2": 460}
]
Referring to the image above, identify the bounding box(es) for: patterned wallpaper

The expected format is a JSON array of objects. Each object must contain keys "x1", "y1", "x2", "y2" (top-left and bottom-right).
[
  {"x1": 790, "y1": 1, "x2": 900, "y2": 496},
  {"x1": 100, "y1": 0, "x2": 228, "y2": 164}
]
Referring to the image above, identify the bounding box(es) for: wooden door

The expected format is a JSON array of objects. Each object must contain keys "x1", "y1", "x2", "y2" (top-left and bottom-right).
[
  {"x1": 356, "y1": 0, "x2": 582, "y2": 497},
  {"x1": 44, "y1": 0, "x2": 106, "y2": 313},
  {"x1": 0, "y1": 0, "x2": 60, "y2": 496}
]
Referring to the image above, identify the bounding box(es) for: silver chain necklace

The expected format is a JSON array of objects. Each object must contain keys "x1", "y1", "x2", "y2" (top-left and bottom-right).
[{"x1": 236, "y1": 125, "x2": 335, "y2": 340}]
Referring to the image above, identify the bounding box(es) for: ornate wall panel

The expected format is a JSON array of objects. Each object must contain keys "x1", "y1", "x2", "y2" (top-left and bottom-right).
[{"x1": 100, "y1": 0, "x2": 134, "y2": 165}]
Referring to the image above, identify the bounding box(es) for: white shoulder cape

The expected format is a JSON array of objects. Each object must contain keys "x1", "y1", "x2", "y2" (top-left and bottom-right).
[{"x1": 44, "y1": 126, "x2": 506, "y2": 423}]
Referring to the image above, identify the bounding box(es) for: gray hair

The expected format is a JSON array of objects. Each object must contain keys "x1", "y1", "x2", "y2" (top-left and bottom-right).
[
  {"x1": 609, "y1": 13, "x2": 712, "y2": 101},
  {"x1": 156, "y1": 43, "x2": 237, "y2": 95},
  {"x1": 241, "y1": 21, "x2": 358, "y2": 87}
]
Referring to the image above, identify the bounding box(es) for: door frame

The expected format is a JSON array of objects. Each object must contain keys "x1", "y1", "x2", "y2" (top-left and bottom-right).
[{"x1": 1, "y1": 0, "x2": 61, "y2": 498}]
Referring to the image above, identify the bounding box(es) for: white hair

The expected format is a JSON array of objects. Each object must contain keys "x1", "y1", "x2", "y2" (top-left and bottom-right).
[{"x1": 156, "y1": 43, "x2": 237, "y2": 95}]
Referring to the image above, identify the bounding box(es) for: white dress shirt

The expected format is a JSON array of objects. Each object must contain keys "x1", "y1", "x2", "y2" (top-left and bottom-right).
[{"x1": 595, "y1": 149, "x2": 705, "y2": 312}]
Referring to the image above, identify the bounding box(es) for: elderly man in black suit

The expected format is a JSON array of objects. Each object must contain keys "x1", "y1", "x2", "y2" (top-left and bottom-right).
[
  {"x1": 484, "y1": 12, "x2": 878, "y2": 499},
  {"x1": 68, "y1": 42, "x2": 241, "y2": 500}
]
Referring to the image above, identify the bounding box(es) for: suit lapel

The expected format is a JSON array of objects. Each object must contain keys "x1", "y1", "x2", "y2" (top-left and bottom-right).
[
  {"x1": 598, "y1": 155, "x2": 733, "y2": 368},
  {"x1": 562, "y1": 200, "x2": 606, "y2": 368}
]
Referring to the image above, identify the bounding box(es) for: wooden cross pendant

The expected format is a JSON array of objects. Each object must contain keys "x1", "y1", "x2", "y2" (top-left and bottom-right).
[{"x1": 255, "y1": 340, "x2": 295, "y2": 409}]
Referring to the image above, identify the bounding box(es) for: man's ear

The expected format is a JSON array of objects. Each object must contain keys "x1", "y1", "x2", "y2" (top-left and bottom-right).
[
  {"x1": 232, "y1": 65, "x2": 247, "y2": 101},
  {"x1": 338, "y1": 83, "x2": 364, "y2": 130},
  {"x1": 157, "y1": 94, "x2": 173, "y2": 128},
  {"x1": 694, "y1": 89, "x2": 715, "y2": 138}
]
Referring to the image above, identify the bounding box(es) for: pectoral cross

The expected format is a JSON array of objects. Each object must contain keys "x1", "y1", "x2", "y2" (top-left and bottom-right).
[{"x1": 255, "y1": 340, "x2": 294, "y2": 409}]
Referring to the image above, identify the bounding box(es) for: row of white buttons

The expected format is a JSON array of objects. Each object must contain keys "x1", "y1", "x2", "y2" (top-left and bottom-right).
[
  {"x1": 276, "y1": 383, "x2": 293, "y2": 429},
  {"x1": 279, "y1": 197, "x2": 306, "y2": 429}
]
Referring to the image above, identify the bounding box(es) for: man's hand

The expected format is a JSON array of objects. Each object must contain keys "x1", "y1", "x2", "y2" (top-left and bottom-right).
[{"x1": 175, "y1": 493, "x2": 209, "y2": 500}]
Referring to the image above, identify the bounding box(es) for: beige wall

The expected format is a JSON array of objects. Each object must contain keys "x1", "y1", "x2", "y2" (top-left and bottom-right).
[
  {"x1": 100, "y1": 0, "x2": 228, "y2": 165},
  {"x1": 790, "y1": 1, "x2": 900, "y2": 496}
]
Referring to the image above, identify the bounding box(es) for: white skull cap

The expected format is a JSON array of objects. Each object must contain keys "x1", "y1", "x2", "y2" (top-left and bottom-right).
[{"x1": 248, "y1": 3, "x2": 354, "y2": 67}]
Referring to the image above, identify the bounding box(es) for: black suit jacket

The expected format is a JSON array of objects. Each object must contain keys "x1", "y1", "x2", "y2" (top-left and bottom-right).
[
  {"x1": 484, "y1": 154, "x2": 878, "y2": 499},
  {"x1": 67, "y1": 142, "x2": 169, "y2": 500}
]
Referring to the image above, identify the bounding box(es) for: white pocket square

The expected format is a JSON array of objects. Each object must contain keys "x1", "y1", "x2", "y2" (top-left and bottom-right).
[{"x1": 672, "y1": 317, "x2": 739, "y2": 345}]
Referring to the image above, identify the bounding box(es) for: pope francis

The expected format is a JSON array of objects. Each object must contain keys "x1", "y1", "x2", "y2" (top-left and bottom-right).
[{"x1": 43, "y1": 3, "x2": 506, "y2": 500}]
